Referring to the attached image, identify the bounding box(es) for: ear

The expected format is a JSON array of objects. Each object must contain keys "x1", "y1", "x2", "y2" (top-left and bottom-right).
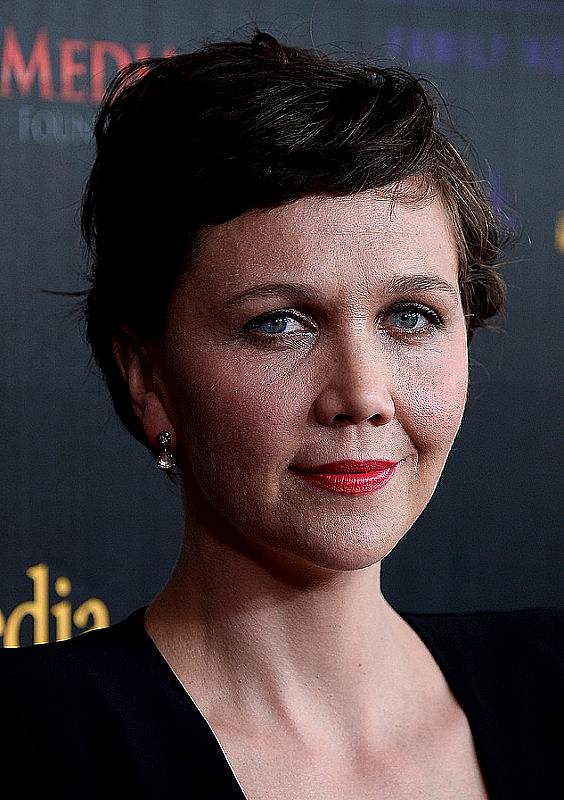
[{"x1": 112, "y1": 334, "x2": 177, "y2": 451}]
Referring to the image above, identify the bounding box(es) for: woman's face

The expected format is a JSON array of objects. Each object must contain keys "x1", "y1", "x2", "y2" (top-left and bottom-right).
[{"x1": 149, "y1": 186, "x2": 468, "y2": 573}]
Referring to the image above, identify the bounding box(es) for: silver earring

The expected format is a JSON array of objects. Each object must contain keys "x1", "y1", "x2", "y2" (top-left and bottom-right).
[{"x1": 156, "y1": 430, "x2": 175, "y2": 470}]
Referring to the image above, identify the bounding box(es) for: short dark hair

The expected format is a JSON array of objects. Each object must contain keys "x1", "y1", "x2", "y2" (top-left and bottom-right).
[{"x1": 76, "y1": 28, "x2": 511, "y2": 482}]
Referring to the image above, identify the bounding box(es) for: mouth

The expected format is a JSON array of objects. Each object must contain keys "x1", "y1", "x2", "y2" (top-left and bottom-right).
[
  {"x1": 291, "y1": 459, "x2": 400, "y2": 474},
  {"x1": 290, "y1": 460, "x2": 400, "y2": 495}
]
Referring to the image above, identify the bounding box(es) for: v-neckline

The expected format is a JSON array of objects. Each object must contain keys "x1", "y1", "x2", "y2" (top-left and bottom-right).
[{"x1": 126, "y1": 604, "x2": 498, "y2": 799}]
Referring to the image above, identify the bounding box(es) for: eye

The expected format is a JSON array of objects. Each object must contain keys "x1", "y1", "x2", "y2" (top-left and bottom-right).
[
  {"x1": 243, "y1": 310, "x2": 313, "y2": 340},
  {"x1": 381, "y1": 303, "x2": 444, "y2": 337},
  {"x1": 240, "y1": 303, "x2": 445, "y2": 348},
  {"x1": 242, "y1": 311, "x2": 314, "y2": 347},
  {"x1": 247, "y1": 311, "x2": 301, "y2": 335}
]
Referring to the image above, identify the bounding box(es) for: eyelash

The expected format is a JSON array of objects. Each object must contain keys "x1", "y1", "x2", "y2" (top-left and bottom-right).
[{"x1": 241, "y1": 303, "x2": 445, "y2": 346}]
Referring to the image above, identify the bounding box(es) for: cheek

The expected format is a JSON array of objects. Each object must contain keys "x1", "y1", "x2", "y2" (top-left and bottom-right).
[
  {"x1": 169, "y1": 352, "x2": 298, "y2": 478},
  {"x1": 397, "y1": 340, "x2": 468, "y2": 454},
  {"x1": 165, "y1": 330, "x2": 467, "y2": 483}
]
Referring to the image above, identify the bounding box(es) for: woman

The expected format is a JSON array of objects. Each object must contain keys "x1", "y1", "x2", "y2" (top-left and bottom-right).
[{"x1": 2, "y1": 29, "x2": 562, "y2": 800}]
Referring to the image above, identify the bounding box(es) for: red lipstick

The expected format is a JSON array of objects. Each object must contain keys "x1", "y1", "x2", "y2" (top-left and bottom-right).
[{"x1": 291, "y1": 459, "x2": 400, "y2": 495}]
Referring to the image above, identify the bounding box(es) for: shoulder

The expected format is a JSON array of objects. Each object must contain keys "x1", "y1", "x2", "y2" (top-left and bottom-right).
[
  {"x1": 0, "y1": 613, "x2": 171, "y2": 796},
  {"x1": 0, "y1": 611, "x2": 148, "y2": 712},
  {"x1": 466, "y1": 606, "x2": 564, "y2": 678},
  {"x1": 0, "y1": 615, "x2": 131, "y2": 669},
  {"x1": 401, "y1": 605, "x2": 564, "y2": 696},
  {"x1": 481, "y1": 606, "x2": 564, "y2": 659},
  {"x1": 0, "y1": 605, "x2": 148, "y2": 661},
  {"x1": 401, "y1": 605, "x2": 564, "y2": 649}
]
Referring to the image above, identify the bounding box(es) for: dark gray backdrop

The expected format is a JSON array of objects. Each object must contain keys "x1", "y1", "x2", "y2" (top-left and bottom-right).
[{"x1": 1, "y1": 0, "x2": 562, "y2": 648}]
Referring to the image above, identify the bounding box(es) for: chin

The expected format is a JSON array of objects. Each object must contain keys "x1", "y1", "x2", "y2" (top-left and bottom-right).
[{"x1": 280, "y1": 520, "x2": 411, "y2": 574}]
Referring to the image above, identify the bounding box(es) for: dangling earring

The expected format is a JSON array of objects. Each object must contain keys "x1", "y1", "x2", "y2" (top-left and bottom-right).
[{"x1": 156, "y1": 430, "x2": 175, "y2": 470}]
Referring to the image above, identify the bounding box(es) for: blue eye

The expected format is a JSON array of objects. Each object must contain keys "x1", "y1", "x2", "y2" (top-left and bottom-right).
[
  {"x1": 387, "y1": 304, "x2": 442, "y2": 333},
  {"x1": 242, "y1": 303, "x2": 444, "y2": 347},
  {"x1": 261, "y1": 316, "x2": 297, "y2": 334},
  {"x1": 246, "y1": 312, "x2": 309, "y2": 337}
]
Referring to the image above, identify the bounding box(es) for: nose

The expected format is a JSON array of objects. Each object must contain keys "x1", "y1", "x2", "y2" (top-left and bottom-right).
[{"x1": 313, "y1": 336, "x2": 396, "y2": 427}]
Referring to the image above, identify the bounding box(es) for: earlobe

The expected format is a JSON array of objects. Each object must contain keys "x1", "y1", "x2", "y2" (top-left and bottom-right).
[
  {"x1": 112, "y1": 339, "x2": 176, "y2": 450},
  {"x1": 142, "y1": 391, "x2": 176, "y2": 451}
]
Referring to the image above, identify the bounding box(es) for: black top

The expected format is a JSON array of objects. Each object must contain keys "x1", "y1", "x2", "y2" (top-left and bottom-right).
[{"x1": 1, "y1": 604, "x2": 562, "y2": 799}]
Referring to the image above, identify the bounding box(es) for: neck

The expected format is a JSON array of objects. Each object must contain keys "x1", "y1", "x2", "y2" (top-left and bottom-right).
[{"x1": 143, "y1": 528, "x2": 454, "y2": 755}]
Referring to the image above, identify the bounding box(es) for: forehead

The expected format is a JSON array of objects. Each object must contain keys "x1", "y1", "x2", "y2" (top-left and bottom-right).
[{"x1": 189, "y1": 188, "x2": 459, "y2": 298}]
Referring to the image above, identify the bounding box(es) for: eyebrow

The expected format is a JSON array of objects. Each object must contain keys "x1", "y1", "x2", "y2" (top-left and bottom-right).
[{"x1": 220, "y1": 273, "x2": 458, "y2": 310}]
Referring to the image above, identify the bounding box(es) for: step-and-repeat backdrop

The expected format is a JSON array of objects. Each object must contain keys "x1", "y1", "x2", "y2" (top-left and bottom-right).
[{"x1": 2, "y1": 1, "x2": 562, "y2": 647}]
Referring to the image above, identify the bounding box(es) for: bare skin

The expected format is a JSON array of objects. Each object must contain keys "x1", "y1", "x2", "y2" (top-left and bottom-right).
[
  {"x1": 116, "y1": 183, "x2": 489, "y2": 797},
  {"x1": 144, "y1": 584, "x2": 488, "y2": 799},
  {"x1": 204, "y1": 706, "x2": 488, "y2": 800}
]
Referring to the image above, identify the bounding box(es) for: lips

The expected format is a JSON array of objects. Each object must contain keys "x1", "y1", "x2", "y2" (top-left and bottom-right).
[
  {"x1": 292, "y1": 459, "x2": 399, "y2": 474},
  {"x1": 290, "y1": 459, "x2": 400, "y2": 495}
]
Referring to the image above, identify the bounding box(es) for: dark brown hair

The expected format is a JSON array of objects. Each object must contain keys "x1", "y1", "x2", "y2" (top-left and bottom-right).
[{"x1": 73, "y1": 28, "x2": 511, "y2": 482}]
